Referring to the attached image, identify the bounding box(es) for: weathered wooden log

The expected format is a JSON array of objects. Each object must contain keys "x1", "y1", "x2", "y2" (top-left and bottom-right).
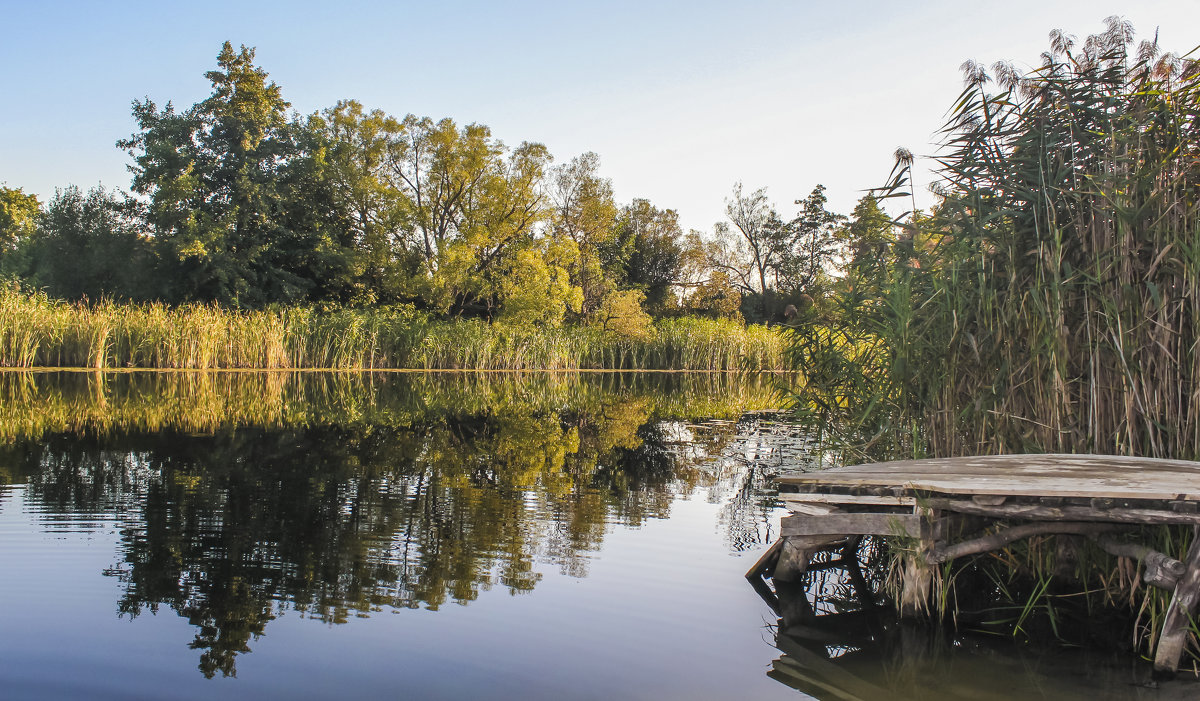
[
  {"x1": 779, "y1": 498, "x2": 842, "y2": 516},
  {"x1": 773, "y1": 539, "x2": 810, "y2": 582},
  {"x1": 926, "y1": 522, "x2": 1123, "y2": 564},
  {"x1": 780, "y1": 492, "x2": 916, "y2": 507},
  {"x1": 744, "y1": 537, "x2": 784, "y2": 580},
  {"x1": 1154, "y1": 532, "x2": 1200, "y2": 674},
  {"x1": 1095, "y1": 536, "x2": 1186, "y2": 590},
  {"x1": 773, "y1": 535, "x2": 845, "y2": 582}
]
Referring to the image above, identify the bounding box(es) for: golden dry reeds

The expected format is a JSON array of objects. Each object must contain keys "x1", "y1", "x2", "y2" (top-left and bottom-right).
[{"x1": 0, "y1": 286, "x2": 787, "y2": 371}]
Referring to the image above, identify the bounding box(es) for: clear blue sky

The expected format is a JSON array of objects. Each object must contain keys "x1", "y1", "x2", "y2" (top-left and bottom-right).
[{"x1": 2, "y1": 1, "x2": 1197, "y2": 232}]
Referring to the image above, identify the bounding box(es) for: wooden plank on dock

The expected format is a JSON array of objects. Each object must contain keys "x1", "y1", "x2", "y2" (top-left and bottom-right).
[
  {"x1": 776, "y1": 454, "x2": 1200, "y2": 502},
  {"x1": 781, "y1": 492, "x2": 916, "y2": 507},
  {"x1": 767, "y1": 453, "x2": 1200, "y2": 663},
  {"x1": 923, "y1": 498, "x2": 1200, "y2": 525},
  {"x1": 779, "y1": 496, "x2": 842, "y2": 515},
  {"x1": 782, "y1": 512, "x2": 923, "y2": 538}
]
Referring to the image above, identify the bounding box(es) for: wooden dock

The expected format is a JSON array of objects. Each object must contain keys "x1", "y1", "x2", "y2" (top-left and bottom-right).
[{"x1": 749, "y1": 454, "x2": 1200, "y2": 674}]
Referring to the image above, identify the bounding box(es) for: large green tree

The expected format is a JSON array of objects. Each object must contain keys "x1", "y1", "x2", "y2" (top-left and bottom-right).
[
  {"x1": 548, "y1": 152, "x2": 618, "y2": 315},
  {"x1": 296, "y1": 100, "x2": 415, "y2": 304},
  {"x1": 384, "y1": 115, "x2": 553, "y2": 316},
  {"x1": 120, "y1": 42, "x2": 340, "y2": 306}
]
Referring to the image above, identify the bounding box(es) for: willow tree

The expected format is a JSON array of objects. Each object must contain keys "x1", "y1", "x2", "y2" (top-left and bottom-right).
[
  {"x1": 304, "y1": 99, "x2": 415, "y2": 303},
  {"x1": 384, "y1": 115, "x2": 553, "y2": 316}
]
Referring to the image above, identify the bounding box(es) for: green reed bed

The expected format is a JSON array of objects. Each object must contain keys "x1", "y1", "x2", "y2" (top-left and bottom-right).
[{"x1": 0, "y1": 287, "x2": 786, "y2": 371}]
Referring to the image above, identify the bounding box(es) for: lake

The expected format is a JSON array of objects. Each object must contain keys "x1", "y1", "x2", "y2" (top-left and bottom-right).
[
  {"x1": 0, "y1": 371, "x2": 814, "y2": 700},
  {"x1": 0, "y1": 371, "x2": 1191, "y2": 700}
]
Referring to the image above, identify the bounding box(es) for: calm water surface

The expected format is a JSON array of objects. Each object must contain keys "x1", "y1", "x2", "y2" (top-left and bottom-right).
[
  {"x1": 0, "y1": 371, "x2": 812, "y2": 700},
  {"x1": 0, "y1": 371, "x2": 1190, "y2": 700}
]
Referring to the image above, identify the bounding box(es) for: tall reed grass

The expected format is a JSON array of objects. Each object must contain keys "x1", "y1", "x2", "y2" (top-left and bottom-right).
[
  {"x1": 798, "y1": 20, "x2": 1200, "y2": 461},
  {"x1": 0, "y1": 286, "x2": 787, "y2": 371},
  {"x1": 793, "y1": 21, "x2": 1200, "y2": 659}
]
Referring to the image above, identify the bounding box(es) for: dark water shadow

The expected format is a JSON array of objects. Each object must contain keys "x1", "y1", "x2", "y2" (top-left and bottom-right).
[{"x1": 752, "y1": 537, "x2": 1199, "y2": 700}]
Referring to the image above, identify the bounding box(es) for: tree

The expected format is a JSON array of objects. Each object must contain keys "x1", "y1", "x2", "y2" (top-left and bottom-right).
[
  {"x1": 496, "y1": 237, "x2": 582, "y2": 326},
  {"x1": 302, "y1": 100, "x2": 414, "y2": 303},
  {"x1": 839, "y1": 194, "x2": 896, "y2": 303},
  {"x1": 716, "y1": 182, "x2": 787, "y2": 318},
  {"x1": 0, "y1": 186, "x2": 40, "y2": 278},
  {"x1": 120, "y1": 42, "x2": 334, "y2": 306},
  {"x1": 688, "y1": 270, "x2": 742, "y2": 320},
  {"x1": 774, "y1": 184, "x2": 846, "y2": 295},
  {"x1": 615, "y1": 199, "x2": 685, "y2": 312},
  {"x1": 30, "y1": 186, "x2": 156, "y2": 300},
  {"x1": 593, "y1": 289, "x2": 654, "y2": 340},
  {"x1": 385, "y1": 115, "x2": 551, "y2": 315},
  {"x1": 548, "y1": 152, "x2": 618, "y2": 314}
]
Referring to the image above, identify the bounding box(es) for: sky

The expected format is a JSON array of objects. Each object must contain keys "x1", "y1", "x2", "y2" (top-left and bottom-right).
[{"x1": 2, "y1": 1, "x2": 1199, "y2": 234}]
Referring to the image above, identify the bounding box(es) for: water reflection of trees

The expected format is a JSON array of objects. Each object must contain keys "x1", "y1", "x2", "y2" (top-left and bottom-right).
[{"x1": 2, "y1": 371, "x2": 802, "y2": 678}]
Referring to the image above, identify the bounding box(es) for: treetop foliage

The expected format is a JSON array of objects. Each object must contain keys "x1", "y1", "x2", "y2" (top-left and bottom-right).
[{"x1": 3, "y1": 41, "x2": 872, "y2": 329}]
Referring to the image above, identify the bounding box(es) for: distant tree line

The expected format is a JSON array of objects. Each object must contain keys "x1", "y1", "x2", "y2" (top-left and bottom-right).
[{"x1": 0, "y1": 42, "x2": 890, "y2": 326}]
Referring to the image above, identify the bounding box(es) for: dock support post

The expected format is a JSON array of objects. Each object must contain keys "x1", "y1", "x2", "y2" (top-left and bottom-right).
[
  {"x1": 1154, "y1": 528, "x2": 1200, "y2": 674},
  {"x1": 773, "y1": 535, "x2": 845, "y2": 582},
  {"x1": 771, "y1": 535, "x2": 846, "y2": 630},
  {"x1": 773, "y1": 539, "x2": 811, "y2": 582},
  {"x1": 899, "y1": 507, "x2": 941, "y2": 618},
  {"x1": 898, "y1": 555, "x2": 932, "y2": 618}
]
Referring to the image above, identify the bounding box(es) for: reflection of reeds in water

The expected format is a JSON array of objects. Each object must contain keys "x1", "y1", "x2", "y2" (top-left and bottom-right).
[
  {"x1": 0, "y1": 289, "x2": 786, "y2": 370},
  {"x1": 0, "y1": 370, "x2": 790, "y2": 443}
]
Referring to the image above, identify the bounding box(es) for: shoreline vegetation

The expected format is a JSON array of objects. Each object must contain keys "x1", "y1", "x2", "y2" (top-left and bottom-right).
[
  {"x1": 0, "y1": 288, "x2": 786, "y2": 371},
  {"x1": 792, "y1": 20, "x2": 1200, "y2": 660}
]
